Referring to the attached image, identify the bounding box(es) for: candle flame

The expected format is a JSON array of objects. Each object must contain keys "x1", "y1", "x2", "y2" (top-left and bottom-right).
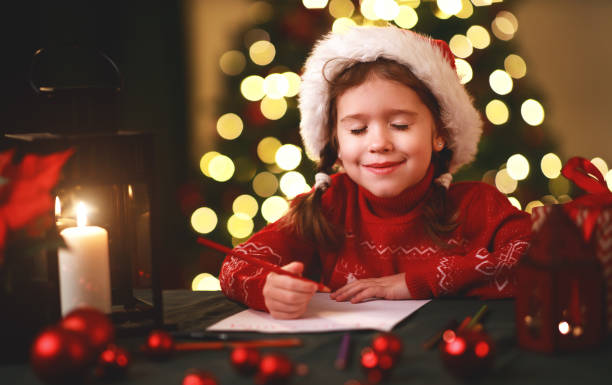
[
  {"x1": 55, "y1": 196, "x2": 61, "y2": 217},
  {"x1": 76, "y1": 202, "x2": 88, "y2": 227},
  {"x1": 128, "y1": 185, "x2": 133, "y2": 199}
]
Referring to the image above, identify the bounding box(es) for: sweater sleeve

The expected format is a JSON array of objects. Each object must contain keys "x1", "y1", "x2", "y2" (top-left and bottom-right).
[
  {"x1": 404, "y1": 183, "x2": 531, "y2": 299},
  {"x1": 218, "y1": 215, "x2": 317, "y2": 312}
]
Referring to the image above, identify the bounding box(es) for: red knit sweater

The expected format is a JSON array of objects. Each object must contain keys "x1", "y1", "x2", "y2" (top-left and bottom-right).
[{"x1": 220, "y1": 167, "x2": 531, "y2": 312}]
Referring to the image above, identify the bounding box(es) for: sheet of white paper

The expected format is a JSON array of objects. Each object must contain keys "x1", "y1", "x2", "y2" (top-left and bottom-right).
[{"x1": 207, "y1": 293, "x2": 430, "y2": 333}]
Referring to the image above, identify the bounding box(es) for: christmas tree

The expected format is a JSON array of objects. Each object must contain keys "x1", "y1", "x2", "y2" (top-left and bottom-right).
[{"x1": 190, "y1": 0, "x2": 566, "y2": 287}]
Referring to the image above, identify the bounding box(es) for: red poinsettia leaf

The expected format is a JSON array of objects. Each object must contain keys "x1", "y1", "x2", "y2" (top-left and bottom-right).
[
  {"x1": 0, "y1": 149, "x2": 73, "y2": 230},
  {"x1": 0, "y1": 149, "x2": 15, "y2": 176}
]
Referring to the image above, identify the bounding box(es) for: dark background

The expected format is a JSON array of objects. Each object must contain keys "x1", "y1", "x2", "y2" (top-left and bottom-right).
[{"x1": 0, "y1": 0, "x2": 192, "y2": 288}]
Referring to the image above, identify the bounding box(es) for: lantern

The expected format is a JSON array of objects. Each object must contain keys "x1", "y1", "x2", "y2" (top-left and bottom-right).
[
  {"x1": 2, "y1": 46, "x2": 163, "y2": 334},
  {"x1": 515, "y1": 205, "x2": 605, "y2": 352}
]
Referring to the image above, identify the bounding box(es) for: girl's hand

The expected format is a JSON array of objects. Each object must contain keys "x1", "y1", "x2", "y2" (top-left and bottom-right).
[
  {"x1": 330, "y1": 273, "x2": 412, "y2": 303},
  {"x1": 263, "y1": 261, "x2": 317, "y2": 319}
]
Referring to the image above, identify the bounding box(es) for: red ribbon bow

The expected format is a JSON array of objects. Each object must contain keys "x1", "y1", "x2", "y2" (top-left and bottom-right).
[{"x1": 561, "y1": 157, "x2": 612, "y2": 241}]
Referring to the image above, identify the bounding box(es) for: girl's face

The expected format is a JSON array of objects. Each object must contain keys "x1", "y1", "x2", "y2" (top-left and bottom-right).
[{"x1": 335, "y1": 76, "x2": 444, "y2": 198}]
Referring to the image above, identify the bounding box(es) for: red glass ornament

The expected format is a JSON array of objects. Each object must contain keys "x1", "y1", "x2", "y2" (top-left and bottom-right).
[
  {"x1": 60, "y1": 307, "x2": 115, "y2": 354},
  {"x1": 371, "y1": 333, "x2": 403, "y2": 361},
  {"x1": 230, "y1": 346, "x2": 261, "y2": 376},
  {"x1": 439, "y1": 329, "x2": 495, "y2": 379},
  {"x1": 95, "y1": 344, "x2": 130, "y2": 380},
  {"x1": 256, "y1": 353, "x2": 293, "y2": 385},
  {"x1": 182, "y1": 370, "x2": 218, "y2": 385},
  {"x1": 30, "y1": 326, "x2": 94, "y2": 384},
  {"x1": 143, "y1": 330, "x2": 175, "y2": 360}
]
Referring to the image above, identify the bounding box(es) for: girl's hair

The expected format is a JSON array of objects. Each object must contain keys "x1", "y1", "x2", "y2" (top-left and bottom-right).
[{"x1": 283, "y1": 58, "x2": 458, "y2": 250}]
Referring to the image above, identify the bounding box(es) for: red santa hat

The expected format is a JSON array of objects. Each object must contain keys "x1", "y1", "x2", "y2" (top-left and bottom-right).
[{"x1": 298, "y1": 25, "x2": 482, "y2": 174}]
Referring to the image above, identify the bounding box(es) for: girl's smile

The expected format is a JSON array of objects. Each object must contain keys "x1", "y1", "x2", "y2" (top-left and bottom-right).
[{"x1": 335, "y1": 75, "x2": 444, "y2": 198}]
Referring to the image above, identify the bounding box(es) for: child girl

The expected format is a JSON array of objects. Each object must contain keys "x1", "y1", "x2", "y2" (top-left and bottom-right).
[{"x1": 219, "y1": 26, "x2": 531, "y2": 319}]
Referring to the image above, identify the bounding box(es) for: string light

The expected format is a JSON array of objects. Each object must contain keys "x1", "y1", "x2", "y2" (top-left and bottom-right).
[
  {"x1": 495, "y1": 169, "x2": 517, "y2": 194},
  {"x1": 200, "y1": 151, "x2": 220, "y2": 177},
  {"x1": 275, "y1": 144, "x2": 302, "y2": 171},
  {"x1": 504, "y1": 54, "x2": 527, "y2": 79},
  {"x1": 449, "y1": 35, "x2": 473, "y2": 58},
  {"x1": 540, "y1": 153, "x2": 562, "y2": 179},
  {"x1": 283, "y1": 72, "x2": 301, "y2": 97},
  {"x1": 253, "y1": 172, "x2": 279, "y2": 197},
  {"x1": 605, "y1": 170, "x2": 612, "y2": 191},
  {"x1": 249, "y1": 40, "x2": 276, "y2": 66},
  {"x1": 263, "y1": 73, "x2": 290, "y2": 99},
  {"x1": 329, "y1": 0, "x2": 355, "y2": 18},
  {"x1": 437, "y1": 0, "x2": 462, "y2": 15},
  {"x1": 216, "y1": 113, "x2": 243, "y2": 140},
  {"x1": 191, "y1": 273, "x2": 221, "y2": 291},
  {"x1": 227, "y1": 213, "x2": 254, "y2": 239},
  {"x1": 360, "y1": 0, "x2": 378, "y2": 20},
  {"x1": 394, "y1": 5, "x2": 418, "y2": 29},
  {"x1": 375, "y1": 0, "x2": 400, "y2": 21},
  {"x1": 332, "y1": 17, "x2": 357, "y2": 33},
  {"x1": 485, "y1": 100, "x2": 509, "y2": 125},
  {"x1": 280, "y1": 171, "x2": 310, "y2": 199},
  {"x1": 232, "y1": 194, "x2": 259, "y2": 218},
  {"x1": 507, "y1": 197, "x2": 521, "y2": 210},
  {"x1": 489, "y1": 69, "x2": 513, "y2": 95},
  {"x1": 302, "y1": 0, "x2": 329, "y2": 9},
  {"x1": 261, "y1": 196, "x2": 289, "y2": 223},
  {"x1": 240, "y1": 75, "x2": 265, "y2": 101},
  {"x1": 521, "y1": 99, "x2": 545, "y2": 126},
  {"x1": 525, "y1": 200, "x2": 543, "y2": 214},
  {"x1": 466, "y1": 25, "x2": 491, "y2": 49},
  {"x1": 260, "y1": 96, "x2": 288, "y2": 120},
  {"x1": 191, "y1": 207, "x2": 218, "y2": 234},
  {"x1": 454, "y1": 59, "x2": 473, "y2": 84},
  {"x1": 506, "y1": 154, "x2": 530, "y2": 180},
  {"x1": 208, "y1": 155, "x2": 235, "y2": 182},
  {"x1": 492, "y1": 11, "x2": 518, "y2": 41},
  {"x1": 590, "y1": 157, "x2": 609, "y2": 176},
  {"x1": 455, "y1": 0, "x2": 473, "y2": 19},
  {"x1": 257, "y1": 137, "x2": 282, "y2": 164}
]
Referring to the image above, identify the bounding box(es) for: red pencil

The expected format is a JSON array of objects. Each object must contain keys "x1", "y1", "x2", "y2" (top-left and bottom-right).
[{"x1": 197, "y1": 237, "x2": 331, "y2": 293}]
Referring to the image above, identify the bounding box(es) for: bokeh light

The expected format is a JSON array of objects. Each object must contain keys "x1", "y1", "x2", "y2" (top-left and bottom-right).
[
  {"x1": 455, "y1": 0, "x2": 473, "y2": 19},
  {"x1": 249, "y1": 40, "x2": 276, "y2": 66},
  {"x1": 260, "y1": 96, "x2": 288, "y2": 120},
  {"x1": 525, "y1": 200, "x2": 544, "y2": 214},
  {"x1": 495, "y1": 169, "x2": 517, "y2": 194},
  {"x1": 521, "y1": 99, "x2": 545, "y2": 126},
  {"x1": 257, "y1": 137, "x2": 282, "y2": 164},
  {"x1": 261, "y1": 196, "x2": 289, "y2": 223},
  {"x1": 449, "y1": 35, "x2": 473, "y2": 58},
  {"x1": 283, "y1": 72, "x2": 301, "y2": 97},
  {"x1": 361, "y1": 0, "x2": 378, "y2": 20},
  {"x1": 375, "y1": 0, "x2": 400, "y2": 20},
  {"x1": 455, "y1": 59, "x2": 473, "y2": 84},
  {"x1": 227, "y1": 213, "x2": 254, "y2": 239},
  {"x1": 303, "y1": 0, "x2": 329, "y2": 8},
  {"x1": 394, "y1": 5, "x2": 418, "y2": 29},
  {"x1": 486, "y1": 100, "x2": 509, "y2": 125},
  {"x1": 253, "y1": 171, "x2": 279, "y2": 197},
  {"x1": 199, "y1": 151, "x2": 220, "y2": 177},
  {"x1": 508, "y1": 196, "x2": 521, "y2": 210},
  {"x1": 549, "y1": 176, "x2": 570, "y2": 197},
  {"x1": 263, "y1": 73, "x2": 289, "y2": 99},
  {"x1": 504, "y1": 54, "x2": 527, "y2": 79},
  {"x1": 590, "y1": 157, "x2": 609, "y2": 177},
  {"x1": 233, "y1": 194, "x2": 259, "y2": 218},
  {"x1": 219, "y1": 50, "x2": 246, "y2": 76},
  {"x1": 191, "y1": 207, "x2": 218, "y2": 234},
  {"x1": 506, "y1": 154, "x2": 530, "y2": 180},
  {"x1": 332, "y1": 17, "x2": 357, "y2": 34},
  {"x1": 606, "y1": 170, "x2": 612, "y2": 191},
  {"x1": 541, "y1": 153, "x2": 562, "y2": 179},
  {"x1": 329, "y1": 0, "x2": 355, "y2": 18},
  {"x1": 466, "y1": 25, "x2": 490, "y2": 49},
  {"x1": 489, "y1": 70, "x2": 513, "y2": 95},
  {"x1": 280, "y1": 172, "x2": 310, "y2": 199},
  {"x1": 208, "y1": 154, "x2": 235, "y2": 182},
  {"x1": 191, "y1": 273, "x2": 221, "y2": 291},
  {"x1": 216, "y1": 113, "x2": 243, "y2": 140},
  {"x1": 492, "y1": 11, "x2": 518, "y2": 41},
  {"x1": 437, "y1": 0, "x2": 462, "y2": 15},
  {"x1": 240, "y1": 75, "x2": 265, "y2": 101},
  {"x1": 275, "y1": 144, "x2": 302, "y2": 170}
]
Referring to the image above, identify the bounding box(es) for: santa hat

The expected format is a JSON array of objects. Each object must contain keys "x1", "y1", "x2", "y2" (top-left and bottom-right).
[{"x1": 298, "y1": 25, "x2": 482, "y2": 174}]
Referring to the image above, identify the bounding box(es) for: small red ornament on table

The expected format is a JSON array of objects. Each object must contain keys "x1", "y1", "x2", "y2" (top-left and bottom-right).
[
  {"x1": 439, "y1": 327, "x2": 495, "y2": 379},
  {"x1": 230, "y1": 346, "x2": 261, "y2": 375},
  {"x1": 182, "y1": 370, "x2": 218, "y2": 385},
  {"x1": 60, "y1": 307, "x2": 115, "y2": 354},
  {"x1": 143, "y1": 330, "x2": 175, "y2": 360},
  {"x1": 95, "y1": 344, "x2": 130, "y2": 380},
  {"x1": 30, "y1": 326, "x2": 94, "y2": 384},
  {"x1": 256, "y1": 353, "x2": 293, "y2": 385}
]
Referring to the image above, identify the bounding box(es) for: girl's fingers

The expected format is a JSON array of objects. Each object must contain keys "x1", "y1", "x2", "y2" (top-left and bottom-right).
[
  {"x1": 333, "y1": 281, "x2": 374, "y2": 302},
  {"x1": 265, "y1": 298, "x2": 305, "y2": 313},
  {"x1": 268, "y1": 272, "x2": 318, "y2": 294},
  {"x1": 350, "y1": 286, "x2": 381, "y2": 304}
]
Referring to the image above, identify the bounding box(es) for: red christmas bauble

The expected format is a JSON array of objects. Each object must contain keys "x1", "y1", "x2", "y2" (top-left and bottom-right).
[
  {"x1": 143, "y1": 330, "x2": 175, "y2": 360},
  {"x1": 371, "y1": 333, "x2": 403, "y2": 361},
  {"x1": 439, "y1": 329, "x2": 495, "y2": 379},
  {"x1": 256, "y1": 353, "x2": 293, "y2": 385},
  {"x1": 182, "y1": 370, "x2": 218, "y2": 385},
  {"x1": 359, "y1": 347, "x2": 393, "y2": 384},
  {"x1": 30, "y1": 326, "x2": 94, "y2": 384},
  {"x1": 95, "y1": 344, "x2": 130, "y2": 380},
  {"x1": 230, "y1": 346, "x2": 261, "y2": 376},
  {"x1": 60, "y1": 307, "x2": 115, "y2": 354}
]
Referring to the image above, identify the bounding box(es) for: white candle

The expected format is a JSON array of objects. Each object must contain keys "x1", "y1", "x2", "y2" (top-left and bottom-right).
[{"x1": 58, "y1": 202, "x2": 111, "y2": 315}]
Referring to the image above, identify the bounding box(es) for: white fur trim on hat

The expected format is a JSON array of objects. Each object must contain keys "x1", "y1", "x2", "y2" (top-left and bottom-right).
[{"x1": 298, "y1": 25, "x2": 482, "y2": 174}]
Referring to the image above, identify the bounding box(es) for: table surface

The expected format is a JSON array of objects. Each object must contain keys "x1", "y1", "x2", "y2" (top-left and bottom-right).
[{"x1": 3, "y1": 290, "x2": 612, "y2": 385}]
